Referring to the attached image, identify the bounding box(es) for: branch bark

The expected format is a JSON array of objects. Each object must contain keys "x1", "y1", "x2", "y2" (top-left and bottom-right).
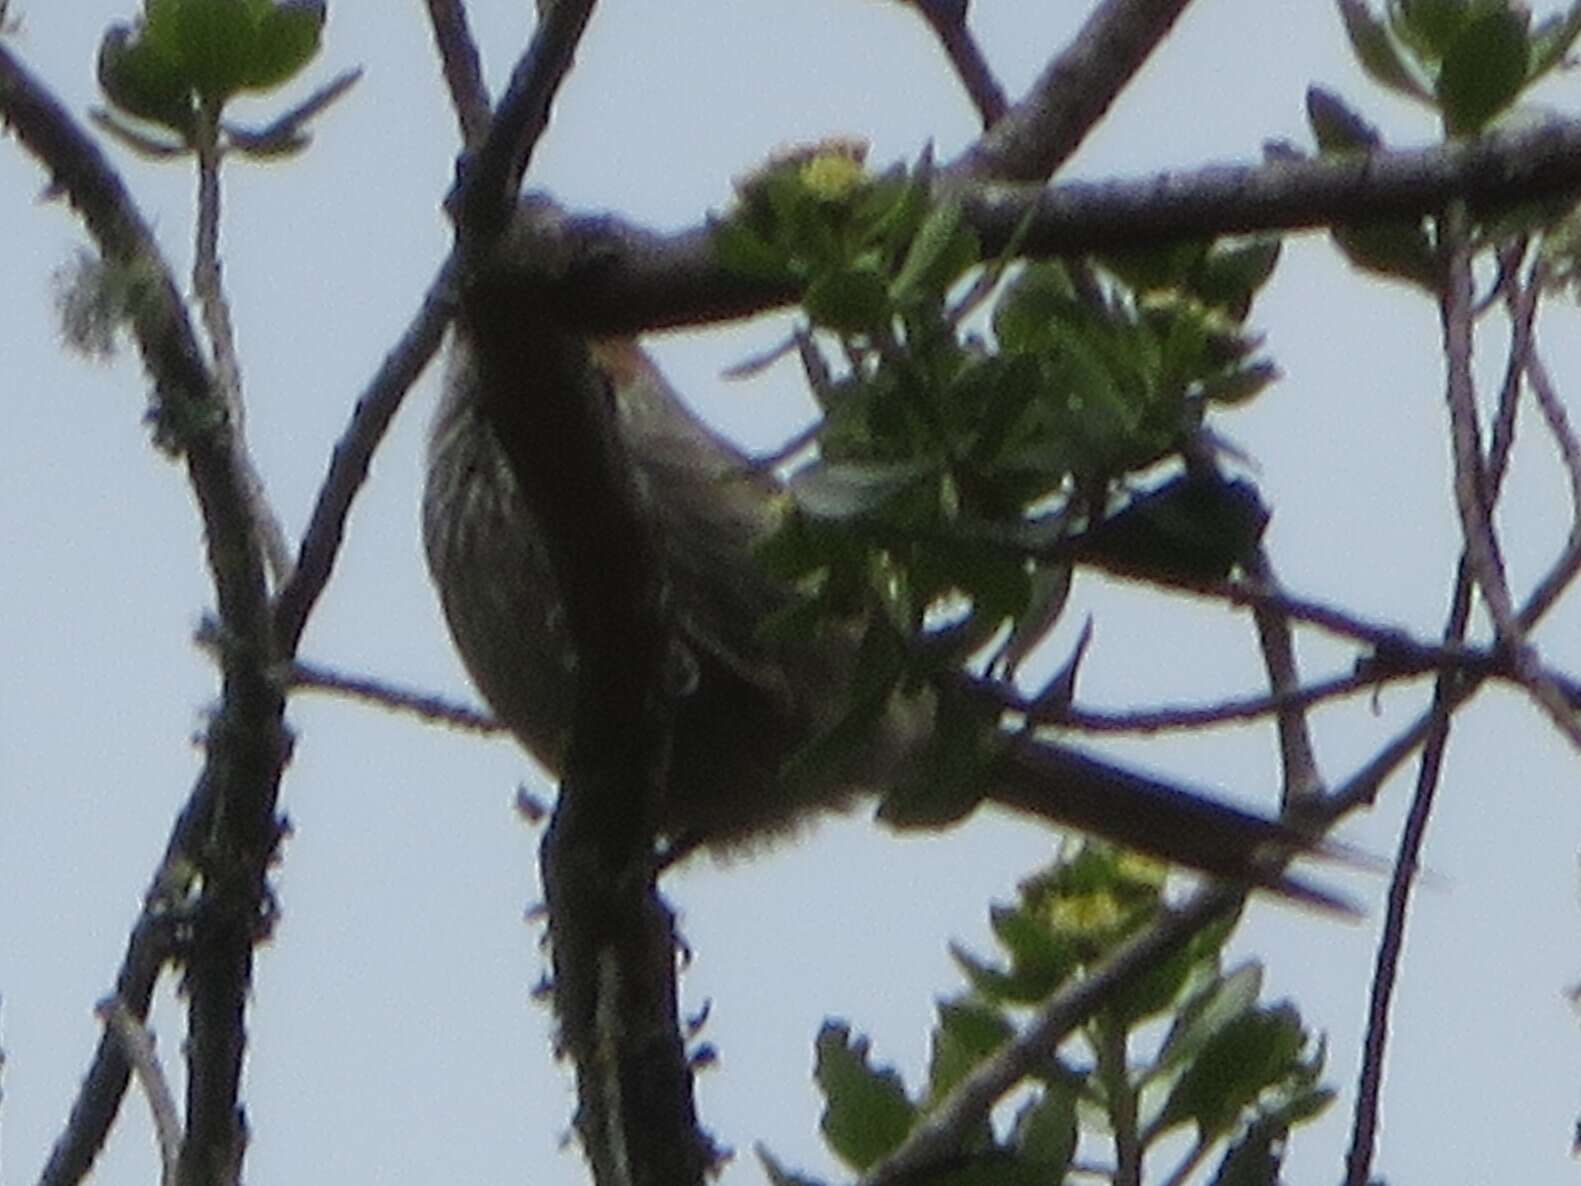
[
  {"x1": 484, "y1": 116, "x2": 1581, "y2": 336},
  {"x1": 1, "y1": 42, "x2": 289, "y2": 1186}
]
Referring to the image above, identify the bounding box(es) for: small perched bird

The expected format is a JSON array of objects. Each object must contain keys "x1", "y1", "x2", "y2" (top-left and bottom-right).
[{"x1": 423, "y1": 333, "x2": 1333, "y2": 902}]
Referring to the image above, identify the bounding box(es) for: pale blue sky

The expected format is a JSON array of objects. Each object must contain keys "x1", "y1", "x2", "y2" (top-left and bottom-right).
[{"x1": 3, "y1": 4, "x2": 1581, "y2": 1184}]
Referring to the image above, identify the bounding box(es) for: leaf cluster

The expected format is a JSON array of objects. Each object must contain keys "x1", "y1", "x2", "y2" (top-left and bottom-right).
[
  {"x1": 1315, "y1": 0, "x2": 1581, "y2": 289},
  {"x1": 717, "y1": 151, "x2": 1280, "y2": 821},
  {"x1": 1339, "y1": 0, "x2": 1581, "y2": 135},
  {"x1": 97, "y1": 0, "x2": 329, "y2": 156},
  {"x1": 762, "y1": 846, "x2": 1331, "y2": 1186}
]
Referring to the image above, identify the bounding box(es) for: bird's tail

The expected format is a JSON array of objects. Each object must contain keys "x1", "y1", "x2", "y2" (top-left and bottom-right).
[{"x1": 989, "y1": 739, "x2": 1355, "y2": 913}]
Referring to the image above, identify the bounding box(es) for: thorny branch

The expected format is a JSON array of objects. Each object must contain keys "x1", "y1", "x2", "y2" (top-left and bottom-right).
[{"x1": 1, "y1": 39, "x2": 292, "y2": 1186}]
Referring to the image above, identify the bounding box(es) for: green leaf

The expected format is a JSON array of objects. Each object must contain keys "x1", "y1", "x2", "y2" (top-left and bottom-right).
[
  {"x1": 815, "y1": 1022, "x2": 917, "y2": 1170},
  {"x1": 880, "y1": 685, "x2": 998, "y2": 828},
  {"x1": 1306, "y1": 85, "x2": 1381, "y2": 153},
  {"x1": 1105, "y1": 931, "x2": 1202, "y2": 1026},
  {"x1": 1306, "y1": 89, "x2": 1438, "y2": 283},
  {"x1": 1200, "y1": 360, "x2": 1279, "y2": 406},
  {"x1": 106, "y1": 0, "x2": 327, "y2": 112},
  {"x1": 788, "y1": 459, "x2": 931, "y2": 521},
  {"x1": 861, "y1": 159, "x2": 932, "y2": 259},
  {"x1": 1393, "y1": 0, "x2": 1474, "y2": 60},
  {"x1": 712, "y1": 214, "x2": 796, "y2": 281},
  {"x1": 1209, "y1": 1115, "x2": 1286, "y2": 1186},
  {"x1": 241, "y1": 0, "x2": 324, "y2": 91},
  {"x1": 172, "y1": 0, "x2": 262, "y2": 102},
  {"x1": 1193, "y1": 239, "x2": 1281, "y2": 320},
  {"x1": 947, "y1": 943, "x2": 1024, "y2": 1004},
  {"x1": 928, "y1": 999, "x2": 1013, "y2": 1101},
  {"x1": 1068, "y1": 474, "x2": 1271, "y2": 584},
  {"x1": 96, "y1": 21, "x2": 195, "y2": 134},
  {"x1": 757, "y1": 1145, "x2": 831, "y2": 1186},
  {"x1": 991, "y1": 262, "x2": 1075, "y2": 352},
  {"x1": 1337, "y1": 0, "x2": 1432, "y2": 99},
  {"x1": 1530, "y1": 3, "x2": 1581, "y2": 82},
  {"x1": 804, "y1": 261, "x2": 891, "y2": 332},
  {"x1": 1332, "y1": 221, "x2": 1441, "y2": 288},
  {"x1": 780, "y1": 612, "x2": 906, "y2": 787},
  {"x1": 1437, "y1": 6, "x2": 1530, "y2": 135},
  {"x1": 1267, "y1": 1082, "x2": 1336, "y2": 1128},
  {"x1": 890, "y1": 199, "x2": 976, "y2": 306},
  {"x1": 1010, "y1": 1082, "x2": 1077, "y2": 1174},
  {"x1": 1156, "y1": 1005, "x2": 1308, "y2": 1137},
  {"x1": 1098, "y1": 239, "x2": 1208, "y2": 295},
  {"x1": 985, "y1": 904, "x2": 1080, "y2": 1001},
  {"x1": 1155, "y1": 962, "x2": 1264, "y2": 1077}
]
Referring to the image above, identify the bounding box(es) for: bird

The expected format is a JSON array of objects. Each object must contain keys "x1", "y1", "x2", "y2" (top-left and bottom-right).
[{"x1": 422, "y1": 331, "x2": 1339, "y2": 906}]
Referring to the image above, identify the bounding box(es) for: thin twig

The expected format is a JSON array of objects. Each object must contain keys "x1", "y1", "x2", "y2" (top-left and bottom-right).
[
  {"x1": 449, "y1": 0, "x2": 598, "y2": 240},
  {"x1": 221, "y1": 67, "x2": 363, "y2": 155},
  {"x1": 191, "y1": 109, "x2": 295, "y2": 588},
  {"x1": 1439, "y1": 202, "x2": 1516, "y2": 632},
  {"x1": 951, "y1": 0, "x2": 1196, "y2": 181},
  {"x1": 1484, "y1": 242, "x2": 1532, "y2": 488},
  {"x1": 1517, "y1": 368, "x2": 1581, "y2": 624},
  {"x1": 96, "y1": 998, "x2": 181, "y2": 1186},
  {"x1": 992, "y1": 668, "x2": 1406, "y2": 734},
  {"x1": 1218, "y1": 582, "x2": 1486, "y2": 665},
  {"x1": 37, "y1": 910, "x2": 181, "y2": 1186},
  {"x1": 288, "y1": 659, "x2": 503, "y2": 733},
  {"x1": 424, "y1": 0, "x2": 492, "y2": 148},
  {"x1": 1343, "y1": 564, "x2": 1473, "y2": 1186},
  {"x1": 908, "y1": 0, "x2": 1007, "y2": 130},
  {"x1": 1245, "y1": 547, "x2": 1325, "y2": 807},
  {"x1": 860, "y1": 885, "x2": 1244, "y2": 1186},
  {"x1": 1505, "y1": 281, "x2": 1581, "y2": 749},
  {"x1": 1344, "y1": 248, "x2": 1570, "y2": 1181},
  {"x1": 1516, "y1": 267, "x2": 1581, "y2": 633},
  {"x1": 272, "y1": 256, "x2": 457, "y2": 654}
]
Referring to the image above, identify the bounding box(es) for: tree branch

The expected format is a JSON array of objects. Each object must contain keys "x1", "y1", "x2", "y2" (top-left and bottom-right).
[
  {"x1": 1041, "y1": 668, "x2": 1405, "y2": 734},
  {"x1": 424, "y1": 0, "x2": 492, "y2": 148},
  {"x1": 907, "y1": 0, "x2": 1007, "y2": 130},
  {"x1": 1343, "y1": 562, "x2": 1472, "y2": 1186},
  {"x1": 191, "y1": 109, "x2": 294, "y2": 587},
  {"x1": 458, "y1": 261, "x2": 709, "y2": 1184},
  {"x1": 449, "y1": 0, "x2": 598, "y2": 242},
  {"x1": 1245, "y1": 548, "x2": 1326, "y2": 807},
  {"x1": 0, "y1": 43, "x2": 290, "y2": 1186},
  {"x1": 96, "y1": 998, "x2": 181, "y2": 1186},
  {"x1": 1518, "y1": 328, "x2": 1581, "y2": 631},
  {"x1": 273, "y1": 256, "x2": 456, "y2": 653},
  {"x1": 493, "y1": 117, "x2": 1581, "y2": 336},
  {"x1": 287, "y1": 657, "x2": 502, "y2": 733},
  {"x1": 439, "y1": 5, "x2": 713, "y2": 1176},
  {"x1": 951, "y1": 0, "x2": 1196, "y2": 181}
]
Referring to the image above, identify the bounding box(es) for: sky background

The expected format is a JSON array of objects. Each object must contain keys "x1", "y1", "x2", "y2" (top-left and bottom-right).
[{"x1": 3, "y1": 2, "x2": 1581, "y2": 1184}]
